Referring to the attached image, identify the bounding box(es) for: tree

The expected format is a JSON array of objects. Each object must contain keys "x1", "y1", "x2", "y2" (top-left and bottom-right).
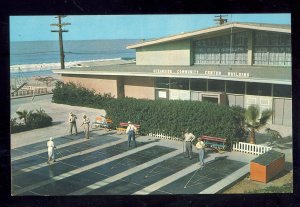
[
  {"x1": 245, "y1": 105, "x2": 272, "y2": 144},
  {"x1": 16, "y1": 110, "x2": 33, "y2": 125}
]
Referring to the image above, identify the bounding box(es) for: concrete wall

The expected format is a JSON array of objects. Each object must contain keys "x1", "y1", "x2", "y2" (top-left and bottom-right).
[
  {"x1": 124, "y1": 76, "x2": 155, "y2": 99},
  {"x1": 136, "y1": 39, "x2": 191, "y2": 66},
  {"x1": 62, "y1": 74, "x2": 119, "y2": 98}
]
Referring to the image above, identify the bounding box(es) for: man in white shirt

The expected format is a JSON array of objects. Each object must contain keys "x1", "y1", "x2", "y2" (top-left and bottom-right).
[
  {"x1": 126, "y1": 121, "x2": 137, "y2": 148},
  {"x1": 47, "y1": 137, "x2": 56, "y2": 164},
  {"x1": 184, "y1": 129, "x2": 196, "y2": 159}
]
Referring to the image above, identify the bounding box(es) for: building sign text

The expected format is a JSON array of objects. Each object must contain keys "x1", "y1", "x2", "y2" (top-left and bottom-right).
[{"x1": 153, "y1": 69, "x2": 249, "y2": 78}]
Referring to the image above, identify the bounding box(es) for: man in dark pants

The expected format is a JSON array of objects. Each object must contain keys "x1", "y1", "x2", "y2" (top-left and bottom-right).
[
  {"x1": 184, "y1": 129, "x2": 196, "y2": 159},
  {"x1": 69, "y1": 112, "x2": 77, "y2": 135},
  {"x1": 126, "y1": 121, "x2": 137, "y2": 148}
]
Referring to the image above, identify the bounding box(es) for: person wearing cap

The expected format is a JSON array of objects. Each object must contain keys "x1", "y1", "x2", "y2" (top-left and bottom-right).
[
  {"x1": 68, "y1": 112, "x2": 77, "y2": 135},
  {"x1": 196, "y1": 137, "x2": 206, "y2": 166},
  {"x1": 82, "y1": 114, "x2": 90, "y2": 139},
  {"x1": 47, "y1": 137, "x2": 56, "y2": 164},
  {"x1": 126, "y1": 121, "x2": 137, "y2": 148},
  {"x1": 184, "y1": 129, "x2": 195, "y2": 159}
]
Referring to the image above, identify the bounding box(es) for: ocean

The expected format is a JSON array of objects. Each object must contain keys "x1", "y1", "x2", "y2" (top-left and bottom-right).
[{"x1": 10, "y1": 39, "x2": 138, "y2": 77}]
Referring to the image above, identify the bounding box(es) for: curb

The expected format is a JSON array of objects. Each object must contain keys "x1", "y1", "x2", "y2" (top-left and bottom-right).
[{"x1": 11, "y1": 93, "x2": 53, "y2": 100}]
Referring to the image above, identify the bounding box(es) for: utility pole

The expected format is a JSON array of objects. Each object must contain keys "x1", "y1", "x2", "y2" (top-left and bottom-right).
[
  {"x1": 51, "y1": 15, "x2": 70, "y2": 69},
  {"x1": 214, "y1": 15, "x2": 228, "y2": 25}
]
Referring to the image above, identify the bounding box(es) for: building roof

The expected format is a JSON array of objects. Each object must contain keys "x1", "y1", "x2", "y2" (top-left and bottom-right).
[
  {"x1": 127, "y1": 22, "x2": 291, "y2": 49},
  {"x1": 53, "y1": 61, "x2": 291, "y2": 85}
]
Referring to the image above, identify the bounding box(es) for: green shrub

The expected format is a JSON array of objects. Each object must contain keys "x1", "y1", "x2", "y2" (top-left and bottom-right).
[
  {"x1": 52, "y1": 81, "x2": 113, "y2": 108},
  {"x1": 11, "y1": 108, "x2": 53, "y2": 133},
  {"x1": 52, "y1": 82, "x2": 246, "y2": 145},
  {"x1": 10, "y1": 118, "x2": 28, "y2": 133},
  {"x1": 27, "y1": 110, "x2": 53, "y2": 129}
]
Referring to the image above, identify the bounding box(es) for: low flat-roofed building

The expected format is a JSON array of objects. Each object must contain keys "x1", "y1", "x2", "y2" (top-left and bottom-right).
[{"x1": 53, "y1": 22, "x2": 292, "y2": 126}]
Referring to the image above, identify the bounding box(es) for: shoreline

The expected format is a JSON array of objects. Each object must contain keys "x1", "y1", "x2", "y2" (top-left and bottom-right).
[{"x1": 10, "y1": 57, "x2": 130, "y2": 73}]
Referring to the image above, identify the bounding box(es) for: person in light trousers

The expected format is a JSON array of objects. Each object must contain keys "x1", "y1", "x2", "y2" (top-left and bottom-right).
[
  {"x1": 196, "y1": 138, "x2": 205, "y2": 166},
  {"x1": 82, "y1": 114, "x2": 90, "y2": 139},
  {"x1": 47, "y1": 137, "x2": 56, "y2": 164}
]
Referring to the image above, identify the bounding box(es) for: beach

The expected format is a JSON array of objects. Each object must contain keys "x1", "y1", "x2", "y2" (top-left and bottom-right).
[{"x1": 10, "y1": 39, "x2": 136, "y2": 92}]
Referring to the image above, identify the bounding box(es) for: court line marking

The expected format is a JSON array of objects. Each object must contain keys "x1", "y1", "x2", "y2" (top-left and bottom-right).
[
  {"x1": 68, "y1": 149, "x2": 182, "y2": 195},
  {"x1": 199, "y1": 164, "x2": 249, "y2": 194},
  {"x1": 12, "y1": 132, "x2": 116, "y2": 161},
  {"x1": 12, "y1": 137, "x2": 88, "y2": 161},
  {"x1": 13, "y1": 142, "x2": 158, "y2": 195},
  {"x1": 18, "y1": 139, "x2": 127, "y2": 174},
  {"x1": 133, "y1": 155, "x2": 217, "y2": 195}
]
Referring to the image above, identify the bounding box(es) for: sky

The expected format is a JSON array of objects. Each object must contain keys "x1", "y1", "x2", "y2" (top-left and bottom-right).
[{"x1": 10, "y1": 14, "x2": 291, "y2": 42}]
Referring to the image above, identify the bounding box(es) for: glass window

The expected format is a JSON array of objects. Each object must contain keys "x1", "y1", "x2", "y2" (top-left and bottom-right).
[
  {"x1": 273, "y1": 84, "x2": 291, "y2": 98},
  {"x1": 170, "y1": 78, "x2": 189, "y2": 90},
  {"x1": 246, "y1": 82, "x2": 272, "y2": 96},
  {"x1": 193, "y1": 32, "x2": 248, "y2": 65},
  {"x1": 226, "y1": 81, "x2": 245, "y2": 94},
  {"x1": 190, "y1": 79, "x2": 207, "y2": 91},
  {"x1": 202, "y1": 96, "x2": 219, "y2": 104},
  {"x1": 155, "y1": 89, "x2": 169, "y2": 100},
  {"x1": 253, "y1": 31, "x2": 291, "y2": 66},
  {"x1": 155, "y1": 77, "x2": 169, "y2": 88},
  {"x1": 207, "y1": 80, "x2": 225, "y2": 92}
]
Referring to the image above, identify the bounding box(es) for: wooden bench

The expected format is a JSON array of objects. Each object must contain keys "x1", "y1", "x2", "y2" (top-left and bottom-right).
[
  {"x1": 116, "y1": 122, "x2": 140, "y2": 135},
  {"x1": 200, "y1": 135, "x2": 227, "y2": 151}
]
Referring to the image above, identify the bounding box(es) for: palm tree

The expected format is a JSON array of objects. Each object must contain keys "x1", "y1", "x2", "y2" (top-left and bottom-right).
[
  {"x1": 16, "y1": 110, "x2": 33, "y2": 125},
  {"x1": 35, "y1": 108, "x2": 45, "y2": 115},
  {"x1": 245, "y1": 105, "x2": 272, "y2": 144}
]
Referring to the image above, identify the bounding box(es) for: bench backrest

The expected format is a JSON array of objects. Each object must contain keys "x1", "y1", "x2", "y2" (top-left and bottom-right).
[
  {"x1": 201, "y1": 135, "x2": 226, "y2": 143},
  {"x1": 119, "y1": 122, "x2": 140, "y2": 128}
]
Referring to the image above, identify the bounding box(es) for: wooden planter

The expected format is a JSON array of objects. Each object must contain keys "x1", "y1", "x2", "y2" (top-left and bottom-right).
[{"x1": 250, "y1": 150, "x2": 285, "y2": 183}]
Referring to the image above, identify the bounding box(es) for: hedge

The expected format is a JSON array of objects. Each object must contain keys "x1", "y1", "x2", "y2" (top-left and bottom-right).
[
  {"x1": 52, "y1": 81, "x2": 246, "y2": 145},
  {"x1": 11, "y1": 109, "x2": 53, "y2": 133}
]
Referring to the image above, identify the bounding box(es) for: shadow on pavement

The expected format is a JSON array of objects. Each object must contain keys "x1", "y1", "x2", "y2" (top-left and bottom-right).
[
  {"x1": 205, "y1": 155, "x2": 229, "y2": 165},
  {"x1": 51, "y1": 121, "x2": 65, "y2": 126}
]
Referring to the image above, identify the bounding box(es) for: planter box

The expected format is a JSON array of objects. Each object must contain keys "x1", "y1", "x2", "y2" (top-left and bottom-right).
[{"x1": 250, "y1": 150, "x2": 285, "y2": 183}]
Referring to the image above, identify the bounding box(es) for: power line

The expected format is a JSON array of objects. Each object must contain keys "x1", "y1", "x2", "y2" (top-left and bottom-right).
[
  {"x1": 214, "y1": 15, "x2": 228, "y2": 25},
  {"x1": 50, "y1": 16, "x2": 71, "y2": 69}
]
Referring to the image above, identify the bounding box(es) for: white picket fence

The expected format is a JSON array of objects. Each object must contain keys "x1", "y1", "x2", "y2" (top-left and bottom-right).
[
  {"x1": 232, "y1": 142, "x2": 272, "y2": 155},
  {"x1": 148, "y1": 131, "x2": 182, "y2": 142}
]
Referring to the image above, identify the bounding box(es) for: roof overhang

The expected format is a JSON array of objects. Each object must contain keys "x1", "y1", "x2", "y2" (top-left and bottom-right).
[
  {"x1": 127, "y1": 23, "x2": 291, "y2": 49},
  {"x1": 53, "y1": 69, "x2": 291, "y2": 85}
]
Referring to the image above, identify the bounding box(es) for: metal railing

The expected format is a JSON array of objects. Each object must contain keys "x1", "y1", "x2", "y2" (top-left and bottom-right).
[{"x1": 11, "y1": 87, "x2": 49, "y2": 97}]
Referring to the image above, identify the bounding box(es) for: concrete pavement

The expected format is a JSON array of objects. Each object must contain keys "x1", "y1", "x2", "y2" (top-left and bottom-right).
[{"x1": 11, "y1": 94, "x2": 106, "y2": 148}]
